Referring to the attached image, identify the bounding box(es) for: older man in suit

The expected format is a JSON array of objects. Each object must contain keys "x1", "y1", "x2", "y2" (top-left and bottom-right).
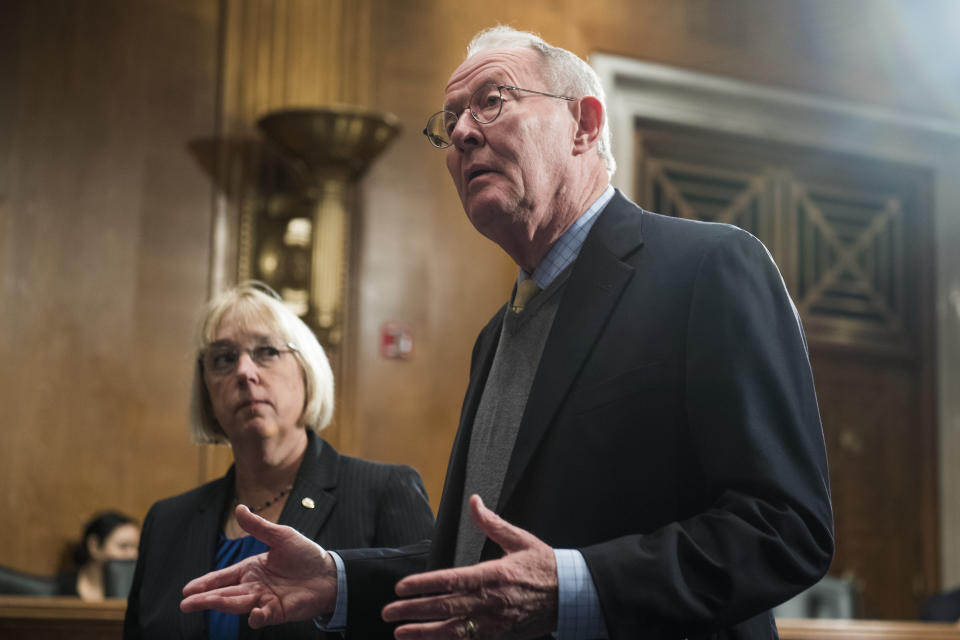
[{"x1": 181, "y1": 26, "x2": 833, "y2": 640}]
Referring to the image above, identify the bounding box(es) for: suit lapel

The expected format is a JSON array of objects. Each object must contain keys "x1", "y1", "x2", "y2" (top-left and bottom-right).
[
  {"x1": 497, "y1": 193, "x2": 645, "y2": 512},
  {"x1": 179, "y1": 474, "x2": 230, "y2": 640},
  {"x1": 239, "y1": 433, "x2": 337, "y2": 640},
  {"x1": 279, "y1": 431, "x2": 338, "y2": 541}
]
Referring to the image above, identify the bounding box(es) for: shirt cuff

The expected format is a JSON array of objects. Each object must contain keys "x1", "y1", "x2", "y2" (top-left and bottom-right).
[
  {"x1": 554, "y1": 548, "x2": 608, "y2": 639},
  {"x1": 313, "y1": 550, "x2": 347, "y2": 631}
]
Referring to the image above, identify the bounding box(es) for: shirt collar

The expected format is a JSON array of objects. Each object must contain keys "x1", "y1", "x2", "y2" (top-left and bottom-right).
[{"x1": 521, "y1": 185, "x2": 615, "y2": 289}]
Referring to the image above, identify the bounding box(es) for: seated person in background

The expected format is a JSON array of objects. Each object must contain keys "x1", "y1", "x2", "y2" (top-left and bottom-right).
[
  {"x1": 56, "y1": 511, "x2": 139, "y2": 600},
  {"x1": 123, "y1": 282, "x2": 434, "y2": 640}
]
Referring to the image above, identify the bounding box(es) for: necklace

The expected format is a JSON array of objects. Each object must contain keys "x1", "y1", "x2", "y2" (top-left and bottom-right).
[{"x1": 234, "y1": 484, "x2": 294, "y2": 514}]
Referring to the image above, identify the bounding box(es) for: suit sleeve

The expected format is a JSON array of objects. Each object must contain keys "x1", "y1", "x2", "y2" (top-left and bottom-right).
[
  {"x1": 372, "y1": 465, "x2": 435, "y2": 547},
  {"x1": 337, "y1": 542, "x2": 431, "y2": 639},
  {"x1": 336, "y1": 464, "x2": 434, "y2": 639},
  {"x1": 581, "y1": 229, "x2": 834, "y2": 639}
]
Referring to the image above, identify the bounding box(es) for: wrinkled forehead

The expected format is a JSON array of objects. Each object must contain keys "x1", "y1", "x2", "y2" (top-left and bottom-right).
[{"x1": 443, "y1": 47, "x2": 542, "y2": 109}]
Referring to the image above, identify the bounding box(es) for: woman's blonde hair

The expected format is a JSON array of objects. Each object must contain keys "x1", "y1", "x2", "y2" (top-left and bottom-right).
[{"x1": 188, "y1": 282, "x2": 334, "y2": 444}]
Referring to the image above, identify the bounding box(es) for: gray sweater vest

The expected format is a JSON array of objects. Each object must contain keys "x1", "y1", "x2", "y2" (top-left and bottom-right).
[{"x1": 453, "y1": 270, "x2": 571, "y2": 566}]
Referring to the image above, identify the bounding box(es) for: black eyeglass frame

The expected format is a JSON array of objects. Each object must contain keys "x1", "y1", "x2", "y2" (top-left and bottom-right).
[{"x1": 422, "y1": 83, "x2": 576, "y2": 149}]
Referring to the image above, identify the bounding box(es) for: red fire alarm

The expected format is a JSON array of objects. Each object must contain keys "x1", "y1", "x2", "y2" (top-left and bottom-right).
[{"x1": 380, "y1": 321, "x2": 414, "y2": 360}]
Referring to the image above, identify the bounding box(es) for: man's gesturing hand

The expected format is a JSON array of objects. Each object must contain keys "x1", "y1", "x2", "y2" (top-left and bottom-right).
[
  {"x1": 382, "y1": 495, "x2": 558, "y2": 640},
  {"x1": 180, "y1": 504, "x2": 338, "y2": 628}
]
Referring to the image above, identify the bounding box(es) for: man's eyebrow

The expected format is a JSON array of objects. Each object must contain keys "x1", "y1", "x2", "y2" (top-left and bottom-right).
[
  {"x1": 444, "y1": 78, "x2": 502, "y2": 112},
  {"x1": 443, "y1": 94, "x2": 466, "y2": 113}
]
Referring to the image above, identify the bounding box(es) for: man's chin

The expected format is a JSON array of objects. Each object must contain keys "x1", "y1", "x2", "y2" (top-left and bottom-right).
[{"x1": 465, "y1": 194, "x2": 514, "y2": 229}]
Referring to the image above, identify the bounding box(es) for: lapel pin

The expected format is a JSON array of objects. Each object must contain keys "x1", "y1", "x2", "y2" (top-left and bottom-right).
[{"x1": 301, "y1": 497, "x2": 316, "y2": 509}]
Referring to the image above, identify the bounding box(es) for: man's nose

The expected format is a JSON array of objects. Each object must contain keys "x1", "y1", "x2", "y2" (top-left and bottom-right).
[{"x1": 450, "y1": 110, "x2": 482, "y2": 149}]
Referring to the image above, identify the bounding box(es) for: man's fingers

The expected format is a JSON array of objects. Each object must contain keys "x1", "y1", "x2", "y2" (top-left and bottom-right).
[
  {"x1": 180, "y1": 588, "x2": 260, "y2": 614},
  {"x1": 382, "y1": 592, "x2": 474, "y2": 623},
  {"x1": 393, "y1": 563, "x2": 486, "y2": 598},
  {"x1": 234, "y1": 504, "x2": 287, "y2": 544},
  {"x1": 234, "y1": 505, "x2": 329, "y2": 563},
  {"x1": 394, "y1": 617, "x2": 474, "y2": 640},
  {"x1": 182, "y1": 563, "x2": 248, "y2": 597},
  {"x1": 248, "y1": 605, "x2": 278, "y2": 629},
  {"x1": 468, "y1": 494, "x2": 538, "y2": 554}
]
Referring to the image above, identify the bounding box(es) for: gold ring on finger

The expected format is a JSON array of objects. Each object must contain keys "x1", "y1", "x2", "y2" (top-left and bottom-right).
[{"x1": 465, "y1": 618, "x2": 478, "y2": 639}]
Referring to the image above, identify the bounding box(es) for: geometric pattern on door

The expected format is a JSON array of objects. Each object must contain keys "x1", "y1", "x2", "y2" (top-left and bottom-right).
[
  {"x1": 792, "y1": 181, "x2": 905, "y2": 336},
  {"x1": 642, "y1": 153, "x2": 914, "y2": 351},
  {"x1": 645, "y1": 157, "x2": 767, "y2": 237}
]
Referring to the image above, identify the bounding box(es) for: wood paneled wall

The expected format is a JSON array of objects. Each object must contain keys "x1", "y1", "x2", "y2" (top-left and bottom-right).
[
  {"x1": 0, "y1": 0, "x2": 220, "y2": 574},
  {"x1": 1, "y1": 1, "x2": 958, "y2": 603}
]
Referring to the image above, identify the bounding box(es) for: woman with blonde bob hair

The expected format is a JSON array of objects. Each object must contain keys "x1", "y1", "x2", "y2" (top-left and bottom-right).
[
  {"x1": 125, "y1": 282, "x2": 434, "y2": 640},
  {"x1": 188, "y1": 282, "x2": 335, "y2": 444}
]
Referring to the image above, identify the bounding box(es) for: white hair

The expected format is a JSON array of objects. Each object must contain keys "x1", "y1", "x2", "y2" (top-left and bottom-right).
[
  {"x1": 189, "y1": 282, "x2": 335, "y2": 444},
  {"x1": 466, "y1": 26, "x2": 617, "y2": 178}
]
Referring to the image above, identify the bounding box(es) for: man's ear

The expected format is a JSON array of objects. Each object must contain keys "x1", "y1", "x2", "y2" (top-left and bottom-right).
[{"x1": 572, "y1": 96, "x2": 604, "y2": 155}]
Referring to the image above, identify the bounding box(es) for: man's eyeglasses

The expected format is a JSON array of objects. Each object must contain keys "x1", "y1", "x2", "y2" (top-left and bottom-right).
[
  {"x1": 200, "y1": 341, "x2": 299, "y2": 376},
  {"x1": 423, "y1": 82, "x2": 576, "y2": 149}
]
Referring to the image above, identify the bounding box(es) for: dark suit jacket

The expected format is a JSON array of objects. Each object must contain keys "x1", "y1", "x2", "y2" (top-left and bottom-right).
[
  {"x1": 342, "y1": 192, "x2": 833, "y2": 640},
  {"x1": 123, "y1": 431, "x2": 434, "y2": 640}
]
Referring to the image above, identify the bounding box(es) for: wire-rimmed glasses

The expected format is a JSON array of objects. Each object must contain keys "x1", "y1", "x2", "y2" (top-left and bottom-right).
[
  {"x1": 422, "y1": 82, "x2": 576, "y2": 149},
  {"x1": 200, "y1": 341, "x2": 299, "y2": 376}
]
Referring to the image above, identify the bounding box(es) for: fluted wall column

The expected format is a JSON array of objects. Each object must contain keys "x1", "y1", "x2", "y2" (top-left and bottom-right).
[{"x1": 203, "y1": 0, "x2": 375, "y2": 480}]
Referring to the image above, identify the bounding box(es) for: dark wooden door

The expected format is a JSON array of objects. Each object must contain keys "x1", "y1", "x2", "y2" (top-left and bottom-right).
[{"x1": 633, "y1": 120, "x2": 938, "y2": 618}]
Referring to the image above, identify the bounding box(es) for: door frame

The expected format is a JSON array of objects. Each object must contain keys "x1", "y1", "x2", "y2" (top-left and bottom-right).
[{"x1": 593, "y1": 53, "x2": 960, "y2": 591}]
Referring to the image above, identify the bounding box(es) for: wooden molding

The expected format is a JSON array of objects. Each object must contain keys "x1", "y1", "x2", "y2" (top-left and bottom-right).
[
  {"x1": 777, "y1": 619, "x2": 960, "y2": 640},
  {"x1": 0, "y1": 596, "x2": 125, "y2": 620},
  {"x1": 0, "y1": 596, "x2": 124, "y2": 640}
]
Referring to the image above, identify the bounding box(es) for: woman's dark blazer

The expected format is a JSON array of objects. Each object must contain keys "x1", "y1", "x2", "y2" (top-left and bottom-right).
[{"x1": 123, "y1": 430, "x2": 434, "y2": 640}]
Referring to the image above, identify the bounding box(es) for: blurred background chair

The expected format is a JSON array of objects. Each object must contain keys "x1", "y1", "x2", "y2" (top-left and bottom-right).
[
  {"x1": 920, "y1": 586, "x2": 960, "y2": 622},
  {"x1": 0, "y1": 564, "x2": 58, "y2": 596}
]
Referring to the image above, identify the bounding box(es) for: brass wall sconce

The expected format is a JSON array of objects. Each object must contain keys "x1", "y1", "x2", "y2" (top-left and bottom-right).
[{"x1": 239, "y1": 107, "x2": 401, "y2": 347}]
